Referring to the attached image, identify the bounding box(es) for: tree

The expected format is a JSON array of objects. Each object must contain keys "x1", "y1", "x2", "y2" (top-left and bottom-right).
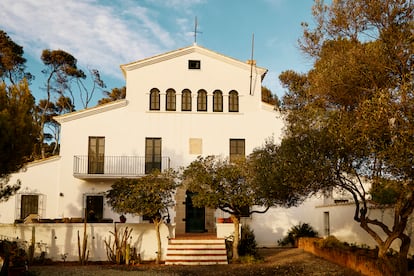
[
  {"x1": 106, "y1": 170, "x2": 178, "y2": 264},
  {"x1": 69, "y1": 68, "x2": 106, "y2": 109},
  {"x1": 261, "y1": 86, "x2": 280, "y2": 107},
  {"x1": 98, "y1": 86, "x2": 126, "y2": 105},
  {"x1": 0, "y1": 30, "x2": 33, "y2": 85},
  {"x1": 278, "y1": 0, "x2": 413, "y2": 274},
  {"x1": 38, "y1": 49, "x2": 84, "y2": 158},
  {"x1": 0, "y1": 79, "x2": 38, "y2": 201},
  {"x1": 181, "y1": 153, "x2": 302, "y2": 260}
]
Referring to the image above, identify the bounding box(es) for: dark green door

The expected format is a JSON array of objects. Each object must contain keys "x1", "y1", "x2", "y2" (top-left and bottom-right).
[{"x1": 185, "y1": 191, "x2": 205, "y2": 233}]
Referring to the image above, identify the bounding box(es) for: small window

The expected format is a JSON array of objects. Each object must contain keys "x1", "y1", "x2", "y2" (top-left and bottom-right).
[
  {"x1": 188, "y1": 60, "x2": 201, "y2": 69},
  {"x1": 182, "y1": 89, "x2": 192, "y2": 111},
  {"x1": 20, "y1": 194, "x2": 39, "y2": 220},
  {"x1": 166, "y1": 89, "x2": 176, "y2": 111},
  {"x1": 230, "y1": 139, "x2": 245, "y2": 162},
  {"x1": 197, "y1": 89, "x2": 207, "y2": 111},
  {"x1": 229, "y1": 90, "x2": 239, "y2": 112},
  {"x1": 150, "y1": 88, "x2": 160, "y2": 110},
  {"x1": 213, "y1": 90, "x2": 223, "y2": 112}
]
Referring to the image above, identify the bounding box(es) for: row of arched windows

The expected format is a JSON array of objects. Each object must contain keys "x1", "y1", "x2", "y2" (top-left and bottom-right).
[{"x1": 149, "y1": 88, "x2": 239, "y2": 112}]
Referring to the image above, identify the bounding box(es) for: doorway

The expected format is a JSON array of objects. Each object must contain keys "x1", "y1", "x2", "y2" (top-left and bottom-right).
[{"x1": 185, "y1": 191, "x2": 205, "y2": 233}]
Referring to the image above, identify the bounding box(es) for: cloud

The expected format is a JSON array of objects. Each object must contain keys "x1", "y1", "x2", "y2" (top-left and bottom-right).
[{"x1": 0, "y1": 0, "x2": 190, "y2": 80}]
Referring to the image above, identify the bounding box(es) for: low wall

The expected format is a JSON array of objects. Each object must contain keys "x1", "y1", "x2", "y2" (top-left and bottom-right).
[
  {"x1": 216, "y1": 222, "x2": 240, "y2": 239},
  {"x1": 0, "y1": 222, "x2": 175, "y2": 262},
  {"x1": 298, "y1": 237, "x2": 392, "y2": 276}
]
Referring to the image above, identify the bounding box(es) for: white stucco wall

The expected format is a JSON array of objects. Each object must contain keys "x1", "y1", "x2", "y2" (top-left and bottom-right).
[
  {"x1": 1, "y1": 157, "x2": 61, "y2": 223},
  {"x1": 0, "y1": 222, "x2": 173, "y2": 262}
]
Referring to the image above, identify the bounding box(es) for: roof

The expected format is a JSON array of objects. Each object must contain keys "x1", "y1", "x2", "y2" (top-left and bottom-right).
[
  {"x1": 53, "y1": 99, "x2": 127, "y2": 124},
  {"x1": 120, "y1": 44, "x2": 268, "y2": 80}
]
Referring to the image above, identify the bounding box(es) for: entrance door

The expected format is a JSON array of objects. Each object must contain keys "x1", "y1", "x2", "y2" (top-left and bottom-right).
[
  {"x1": 86, "y1": 195, "x2": 103, "y2": 222},
  {"x1": 185, "y1": 191, "x2": 205, "y2": 233}
]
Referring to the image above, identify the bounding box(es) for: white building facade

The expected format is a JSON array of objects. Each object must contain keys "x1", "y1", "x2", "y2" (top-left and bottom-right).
[{"x1": 1, "y1": 44, "x2": 411, "y2": 260}]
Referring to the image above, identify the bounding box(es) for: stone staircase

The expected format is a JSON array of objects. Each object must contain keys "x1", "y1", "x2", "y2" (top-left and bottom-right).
[{"x1": 165, "y1": 236, "x2": 228, "y2": 265}]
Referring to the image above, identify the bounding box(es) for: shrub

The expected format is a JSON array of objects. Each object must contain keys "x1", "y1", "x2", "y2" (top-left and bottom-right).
[
  {"x1": 278, "y1": 222, "x2": 318, "y2": 247},
  {"x1": 238, "y1": 224, "x2": 258, "y2": 257},
  {"x1": 318, "y1": 235, "x2": 346, "y2": 249}
]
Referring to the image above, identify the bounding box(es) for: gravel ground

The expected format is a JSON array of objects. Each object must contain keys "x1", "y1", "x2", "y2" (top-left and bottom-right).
[{"x1": 28, "y1": 248, "x2": 361, "y2": 276}]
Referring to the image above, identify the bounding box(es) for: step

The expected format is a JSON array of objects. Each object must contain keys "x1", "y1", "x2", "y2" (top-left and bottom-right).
[{"x1": 165, "y1": 238, "x2": 228, "y2": 265}]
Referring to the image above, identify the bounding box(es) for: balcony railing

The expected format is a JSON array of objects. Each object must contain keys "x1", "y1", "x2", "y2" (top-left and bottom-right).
[{"x1": 73, "y1": 155, "x2": 171, "y2": 180}]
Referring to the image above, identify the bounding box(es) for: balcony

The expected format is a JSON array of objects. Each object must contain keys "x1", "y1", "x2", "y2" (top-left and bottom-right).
[{"x1": 73, "y1": 155, "x2": 171, "y2": 180}]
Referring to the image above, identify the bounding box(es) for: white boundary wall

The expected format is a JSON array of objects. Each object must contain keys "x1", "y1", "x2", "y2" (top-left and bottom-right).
[{"x1": 0, "y1": 223, "x2": 174, "y2": 262}]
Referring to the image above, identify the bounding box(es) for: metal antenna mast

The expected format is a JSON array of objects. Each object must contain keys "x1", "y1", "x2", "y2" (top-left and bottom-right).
[
  {"x1": 249, "y1": 33, "x2": 255, "y2": 95},
  {"x1": 193, "y1": 16, "x2": 202, "y2": 44}
]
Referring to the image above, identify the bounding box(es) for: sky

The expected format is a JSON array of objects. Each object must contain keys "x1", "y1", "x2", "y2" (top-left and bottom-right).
[{"x1": 0, "y1": 0, "x2": 317, "y2": 107}]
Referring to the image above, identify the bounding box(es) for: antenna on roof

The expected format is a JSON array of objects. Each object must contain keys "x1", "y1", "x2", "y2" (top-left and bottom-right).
[
  {"x1": 193, "y1": 16, "x2": 202, "y2": 45},
  {"x1": 249, "y1": 33, "x2": 255, "y2": 95}
]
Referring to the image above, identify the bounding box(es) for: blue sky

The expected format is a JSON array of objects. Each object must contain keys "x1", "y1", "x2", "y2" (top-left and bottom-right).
[{"x1": 0, "y1": 0, "x2": 316, "y2": 107}]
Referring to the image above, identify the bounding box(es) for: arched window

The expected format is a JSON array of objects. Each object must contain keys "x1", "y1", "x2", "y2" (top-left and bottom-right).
[
  {"x1": 229, "y1": 90, "x2": 239, "y2": 112},
  {"x1": 197, "y1": 89, "x2": 207, "y2": 111},
  {"x1": 149, "y1": 88, "x2": 160, "y2": 110},
  {"x1": 213, "y1": 90, "x2": 223, "y2": 112},
  {"x1": 166, "y1": 89, "x2": 176, "y2": 111},
  {"x1": 182, "y1": 89, "x2": 192, "y2": 111}
]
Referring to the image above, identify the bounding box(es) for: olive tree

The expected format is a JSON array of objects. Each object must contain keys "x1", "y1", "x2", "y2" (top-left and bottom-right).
[
  {"x1": 106, "y1": 170, "x2": 178, "y2": 264},
  {"x1": 181, "y1": 153, "x2": 306, "y2": 260},
  {"x1": 278, "y1": 0, "x2": 413, "y2": 274}
]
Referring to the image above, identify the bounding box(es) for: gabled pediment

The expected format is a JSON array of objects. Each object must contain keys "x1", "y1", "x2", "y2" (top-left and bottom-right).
[{"x1": 120, "y1": 44, "x2": 267, "y2": 79}]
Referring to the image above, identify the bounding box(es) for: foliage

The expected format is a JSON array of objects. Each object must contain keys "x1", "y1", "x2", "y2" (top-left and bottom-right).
[
  {"x1": 318, "y1": 236, "x2": 351, "y2": 250},
  {"x1": 0, "y1": 240, "x2": 28, "y2": 275},
  {"x1": 238, "y1": 224, "x2": 259, "y2": 258},
  {"x1": 181, "y1": 153, "x2": 304, "y2": 260},
  {"x1": 182, "y1": 156, "x2": 274, "y2": 219},
  {"x1": 248, "y1": 138, "x2": 313, "y2": 207},
  {"x1": 278, "y1": 223, "x2": 318, "y2": 247},
  {"x1": 37, "y1": 49, "x2": 105, "y2": 158},
  {"x1": 278, "y1": 0, "x2": 413, "y2": 274},
  {"x1": 261, "y1": 86, "x2": 280, "y2": 107},
  {"x1": 106, "y1": 169, "x2": 178, "y2": 264},
  {"x1": 0, "y1": 30, "x2": 33, "y2": 85},
  {"x1": 0, "y1": 80, "x2": 38, "y2": 201},
  {"x1": 106, "y1": 170, "x2": 178, "y2": 220},
  {"x1": 98, "y1": 86, "x2": 126, "y2": 105}
]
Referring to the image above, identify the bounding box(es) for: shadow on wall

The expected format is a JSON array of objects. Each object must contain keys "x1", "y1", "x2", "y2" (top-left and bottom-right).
[{"x1": 245, "y1": 207, "x2": 301, "y2": 247}]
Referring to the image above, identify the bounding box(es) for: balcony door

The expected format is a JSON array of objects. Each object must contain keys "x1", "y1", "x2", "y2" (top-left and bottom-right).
[
  {"x1": 88, "y1": 137, "x2": 105, "y2": 174},
  {"x1": 145, "y1": 138, "x2": 161, "y2": 174}
]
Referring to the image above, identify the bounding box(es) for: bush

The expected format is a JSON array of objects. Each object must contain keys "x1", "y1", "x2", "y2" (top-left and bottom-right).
[
  {"x1": 278, "y1": 222, "x2": 318, "y2": 247},
  {"x1": 238, "y1": 224, "x2": 259, "y2": 257},
  {"x1": 317, "y1": 235, "x2": 345, "y2": 249}
]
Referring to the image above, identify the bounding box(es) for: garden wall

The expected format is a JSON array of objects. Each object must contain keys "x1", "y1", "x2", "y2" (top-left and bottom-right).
[
  {"x1": 0, "y1": 222, "x2": 175, "y2": 262},
  {"x1": 298, "y1": 237, "x2": 392, "y2": 276}
]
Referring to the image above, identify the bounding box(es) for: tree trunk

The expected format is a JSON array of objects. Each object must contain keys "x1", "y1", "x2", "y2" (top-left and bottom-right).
[
  {"x1": 232, "y1": 215, "x2": 240, "y2": 261},
  {"x1": 396, "y1": 234, "x2": 410, "y2": 276},
  {"x1": 154, "y1": 219, "x2": 162, "y2": 265},
  {"x1": 376, "y1": 236, "x2": 409, "y2": 276}
]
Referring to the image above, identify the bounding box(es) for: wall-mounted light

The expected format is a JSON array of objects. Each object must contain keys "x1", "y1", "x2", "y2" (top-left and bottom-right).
[{"x1": 59, "y1": 193, "x2": 64, "y2": 197}]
